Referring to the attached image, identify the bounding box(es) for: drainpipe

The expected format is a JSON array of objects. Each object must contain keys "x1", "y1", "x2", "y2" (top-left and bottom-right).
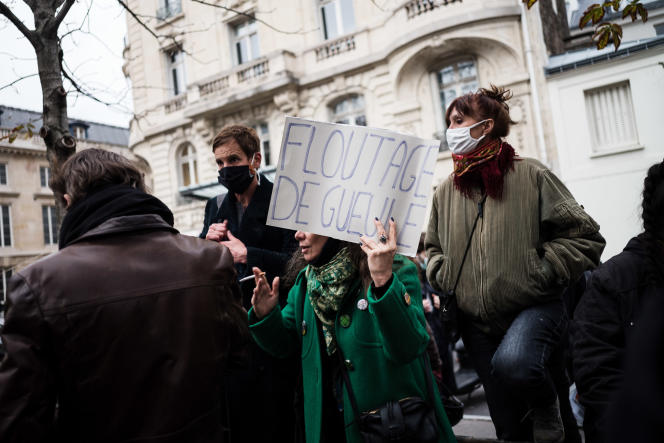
[{"x1": 520, "y1": 2, "x2": 549, "y2": 166}]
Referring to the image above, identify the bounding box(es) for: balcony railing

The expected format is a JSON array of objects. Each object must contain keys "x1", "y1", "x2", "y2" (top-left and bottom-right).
[
  {"x1": 199, "y1": 75, "x2": 230, "y2": 97},
  {"x1": 404, "y1": 0, "x2": 461, "y2": 19},
  {"x1": 156, "y1": 0, "x2": 182, "y2": 21},
  {"x1": 237, "y1": 59, "x2": 270, "y2": 83},
  {"x1": 315, "y1": 35, "x2": 356, "y2": 61},
  {"x1": 164, "y1": 95, "x2": 187, "y2": 113}
]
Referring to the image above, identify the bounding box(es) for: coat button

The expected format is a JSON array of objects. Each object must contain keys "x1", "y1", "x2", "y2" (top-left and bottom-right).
[
  {"x1": 301, "y1": 320, "x2": 307, "y2": 336},
  {"x1": 344, "y1": 359, "x2": 354, "y2": 370},
  {"x1": 357, "y1": 299, "x2": 368, "y2": 311},
  {"x1": 340, "y1": 314, "x2": 351, "y2": 328},
  {"x1": 404, "y1": 293, "x2": 411, "y2": 306}
]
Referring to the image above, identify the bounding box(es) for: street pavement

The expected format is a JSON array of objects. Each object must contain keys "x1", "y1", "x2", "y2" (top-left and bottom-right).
[{"x1": 452, "y1": 386, "x2": 497, "y2": 440}]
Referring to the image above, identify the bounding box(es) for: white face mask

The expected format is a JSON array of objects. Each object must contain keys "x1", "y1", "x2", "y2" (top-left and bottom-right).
[{"x1": 446, "y1": 119, "x2": 489, "y2": 155}]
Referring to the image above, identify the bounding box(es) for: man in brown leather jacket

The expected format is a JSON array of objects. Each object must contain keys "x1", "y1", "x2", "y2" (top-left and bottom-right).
[{"x1": 0, "y1": 149, "x2": 248, "y2": 443}]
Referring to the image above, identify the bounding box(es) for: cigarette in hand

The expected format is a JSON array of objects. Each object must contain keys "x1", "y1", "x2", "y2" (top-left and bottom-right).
[{"x1": 239, "y1": 272, "x2": 266, "y2": 283}]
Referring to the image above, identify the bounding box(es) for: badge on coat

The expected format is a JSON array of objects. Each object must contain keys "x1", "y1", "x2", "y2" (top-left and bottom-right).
[{"x1": 357, "y1": 298, "x2": 368, "y2": 311}]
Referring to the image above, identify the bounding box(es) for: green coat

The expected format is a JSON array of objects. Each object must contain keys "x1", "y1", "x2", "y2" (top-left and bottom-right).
[{"x1": 249, "y1": 255, "x2": 456, "y2": 443}]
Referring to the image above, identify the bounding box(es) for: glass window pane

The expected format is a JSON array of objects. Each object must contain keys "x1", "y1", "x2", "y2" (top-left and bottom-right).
[
  {"x1": 439, "y1": 66, "x2": 455, "y2": 86},
  {"x1": 0, "y1": 165, "x2": 6, "y2": 185},
  {"x1": 2, "y1": 206, "x2": 10, "y2": 247},
  {"x1": 250, "y1": 34, "x2": 260, "y2": 60},
  {"x1": 340, "y1": 0, "x2": 356, "y2": 34},
  {"x1": 181, "y1": 163, "x2": 191, "y2": 187},
  {"x1": 52, "y1": 209, "x2": 58, "y2": 244},
  {"x1": 441, "y1": 88, "x2": 456, "y2": 109},
  {"x1": 322, "y1": 3, "x2": 339, "y2": 39},
  {"x1": 263, "y1": 140, "x2": 271, "y2": 165},
  {"x1": 461, "y1": 82, "x2": 478, "y2": 95},
  {"x1": 458, "y1": 61, "x2": 477, "y2": 79},
  {"x1": 42, "y1": 206, "x2": 49, "y2": 244},
  {"x1": 355, "y1": 115, "x2": 367, "y2": 127}
]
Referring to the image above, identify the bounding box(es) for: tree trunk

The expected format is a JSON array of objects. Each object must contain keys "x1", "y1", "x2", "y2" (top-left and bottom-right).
[{"x1": 539, "y1": 0, "x2": 570, "y2": 55}]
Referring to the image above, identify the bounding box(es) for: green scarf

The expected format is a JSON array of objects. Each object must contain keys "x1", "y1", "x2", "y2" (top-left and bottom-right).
[{"x1": 306, "y1": 246, "x2": 359, "y2": 355}]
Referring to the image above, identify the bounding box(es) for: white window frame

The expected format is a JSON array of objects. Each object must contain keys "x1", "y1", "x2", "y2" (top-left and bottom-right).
[
  {"x1": 584, "y1": 80, "x2": 640, "y2": 157},
  {"x1": 42, "y1": 205, "x2": 58, "y2": 245},
  {"x1": 166, "y1": 48, "x2": 186, "y2": 97},
  {"x1": 0, "y1": 205, "x2": 12, "y2": 248},
  {"x1": 253, "y1": 122, "x2": 272, "y2": 166},
  {"x1": 232, "y1": 18, "x2": 260, "y2": 65},
  {"x1": 0, "y1": 164, "x2": 7, "y2": 186},
  {"x1": 40, "y1": 166, "x2": 51, "y2": 188},
  {"x1": 319, "y1": 0, "x2": 356, "y2": 40},
  {"x1": 73, "y1": 125, "x2": 87, "y2": 139},
  {"x1": 1, "y1": 268, "x2": 12, "y2": 306},
  {"x1": 177, "y1": 144, "x2": 199, "y2": 188},
  {"x1": 329, "y1": 94, "x2": 367, "y2": 126}
]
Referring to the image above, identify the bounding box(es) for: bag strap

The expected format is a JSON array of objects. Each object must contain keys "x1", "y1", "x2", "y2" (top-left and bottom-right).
[{"x1": 451, "y1": 194, "x2": 487, "y2": 295}]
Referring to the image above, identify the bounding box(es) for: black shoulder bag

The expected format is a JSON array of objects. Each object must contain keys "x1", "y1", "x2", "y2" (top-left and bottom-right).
[
  {"x1": 440, "y1": 194, "x2": 487, "y2": 343},
  {"x1": 337, "y1": 348, "x2": 439, "y2": 443}
]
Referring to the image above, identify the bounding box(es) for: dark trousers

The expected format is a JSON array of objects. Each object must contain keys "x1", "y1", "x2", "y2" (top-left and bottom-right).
[{"x1": 461, "y1": 300, "x2": 568, "y2": 441}]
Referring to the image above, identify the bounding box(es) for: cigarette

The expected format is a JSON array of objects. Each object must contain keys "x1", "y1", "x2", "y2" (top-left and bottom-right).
[{"x1": 239, "y1": 272, "x2": 266, "y2": 283}]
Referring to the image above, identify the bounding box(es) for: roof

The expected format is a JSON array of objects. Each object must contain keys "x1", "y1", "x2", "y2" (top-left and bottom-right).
[
  {"x1": 569, "y1": 0, "x2": 664, "y2": 29},
  {"x1": 545, "y1": 35, "x2": 664, "y2": 75},
  {"x1": 0, "y1": 105, "x2": 129, "y2": 147}
]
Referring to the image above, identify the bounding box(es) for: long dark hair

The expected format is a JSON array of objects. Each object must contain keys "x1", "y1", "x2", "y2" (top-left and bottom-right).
[
  {"x1": 642, "y1": 159, "x2": 664, "y2": 282},
  {"x1": 282, "y1": 242, "x2": 371, "y2": 290}
]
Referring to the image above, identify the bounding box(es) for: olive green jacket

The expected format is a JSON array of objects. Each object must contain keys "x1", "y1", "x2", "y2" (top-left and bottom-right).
[
  {"x1": 249, "y1": 256, "x2": 456, "y2": 443},
  {"x1": 425, "y1": 158, "x2": 605, "y2": 334}
]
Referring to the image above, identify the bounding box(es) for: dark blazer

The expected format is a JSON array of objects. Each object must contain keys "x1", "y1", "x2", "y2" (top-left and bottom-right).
[
  {"x1": 0, "y1": 214, "x2": 247, "y2": 443},
  {"x1": 200, "y1": 175, "x2": 297, "y2": 306}
]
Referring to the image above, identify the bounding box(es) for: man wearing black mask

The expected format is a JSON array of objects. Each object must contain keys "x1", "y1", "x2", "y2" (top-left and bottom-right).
[{"x1": 200, "y1": 124, "x2": 299, "y2": 443}]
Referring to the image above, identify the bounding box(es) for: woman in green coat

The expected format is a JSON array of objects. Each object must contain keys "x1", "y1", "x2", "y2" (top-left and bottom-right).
[{"x1": 249, "y1": 219, "x2": 456, "y2": 443}]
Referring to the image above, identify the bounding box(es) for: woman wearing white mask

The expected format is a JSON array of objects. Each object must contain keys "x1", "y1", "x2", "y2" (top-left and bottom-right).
[{"x1": 425, "y1": 85, "x2": 605, "y2": 443}]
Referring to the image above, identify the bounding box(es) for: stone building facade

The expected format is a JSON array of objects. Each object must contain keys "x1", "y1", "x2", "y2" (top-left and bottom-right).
[{"x1": 123, "y1": 0, "x2": 555, "y2": 236}]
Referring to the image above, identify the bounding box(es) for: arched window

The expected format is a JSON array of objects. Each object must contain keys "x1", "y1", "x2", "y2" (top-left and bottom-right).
[
  {"x1": 329, "y1": 94, "x2": 366, "y2": 126},
  {"x1": 177, "y1": 144, "x2": 199, "y2": 188}
]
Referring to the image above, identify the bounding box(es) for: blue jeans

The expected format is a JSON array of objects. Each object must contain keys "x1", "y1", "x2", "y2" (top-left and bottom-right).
[{"x1": 461, "y1": 300, "x2": 568, "y2": 441}]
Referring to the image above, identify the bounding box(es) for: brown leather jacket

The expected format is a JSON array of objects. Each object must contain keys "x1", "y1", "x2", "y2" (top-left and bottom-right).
[{"x1": 0, "y1": 214, "x2": 247, "y2": 443}]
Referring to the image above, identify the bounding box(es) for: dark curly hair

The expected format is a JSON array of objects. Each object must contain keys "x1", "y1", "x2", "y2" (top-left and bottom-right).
[
  {"x1": 445, "y1": 84, "x2": 517, "y2": 139},
  {"x1": 642, "y1": 159, "x2": 664, "y2": 282}
]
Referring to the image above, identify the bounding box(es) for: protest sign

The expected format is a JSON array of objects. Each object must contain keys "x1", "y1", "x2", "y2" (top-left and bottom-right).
[{"x1": 267, "y1": 117, "x2": 440, "y2": 256}]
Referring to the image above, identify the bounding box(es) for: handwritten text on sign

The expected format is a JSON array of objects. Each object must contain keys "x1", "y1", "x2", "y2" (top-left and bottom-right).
[{"x1": 267, "y1": 117, "x2": 439, "y2": 256}]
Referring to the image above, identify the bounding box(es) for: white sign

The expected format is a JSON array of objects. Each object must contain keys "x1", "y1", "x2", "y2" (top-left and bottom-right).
[{"x1": 267, "y1": 117, "x2": 440, "y2": 256}]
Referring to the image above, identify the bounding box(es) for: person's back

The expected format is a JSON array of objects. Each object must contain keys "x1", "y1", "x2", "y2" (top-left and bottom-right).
[{"x1": 0, "y1": 149, "x2": 247, "y2": 443}]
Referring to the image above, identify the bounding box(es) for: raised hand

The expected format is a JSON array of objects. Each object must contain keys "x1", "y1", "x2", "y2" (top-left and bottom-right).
[
  {"x1": 359, "y1": 218, "x2": 397, "y2": 288},
  {"x1": 251, "y1": 267, "x2": 280, "y2": 319}
]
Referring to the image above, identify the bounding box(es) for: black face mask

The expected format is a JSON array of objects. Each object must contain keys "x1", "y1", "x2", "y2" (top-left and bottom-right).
[{"x1": 218, "y1": 165, "x2": 255, "y2": 194}]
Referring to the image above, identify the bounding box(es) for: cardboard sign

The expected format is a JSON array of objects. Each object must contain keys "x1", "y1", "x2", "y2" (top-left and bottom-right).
[{"x1": 267, "y1": 117, "x2": 440, "y2": 256}]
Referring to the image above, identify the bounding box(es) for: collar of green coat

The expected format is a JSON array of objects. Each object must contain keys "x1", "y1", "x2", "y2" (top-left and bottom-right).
[{"x1": 306, "y1": 246, "x2": 359, "y2": 355}]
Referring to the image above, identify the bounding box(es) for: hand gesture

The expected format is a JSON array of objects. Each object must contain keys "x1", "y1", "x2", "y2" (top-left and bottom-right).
[
  {"x1": 221, "y1": 231, "x2": 248, "y2": 264},
  {"x1": 359, "y1": 218, "x2": 397, "y2": 288},
  {"x1": 251, "y1": 267, "x2": 280, "y2": 319},
  {"x1": 206, "y1": 220, "x2": 229, "y2": 242},
  {"x1": 423, "y1": 298, "x2": 433, "y2": 313}
]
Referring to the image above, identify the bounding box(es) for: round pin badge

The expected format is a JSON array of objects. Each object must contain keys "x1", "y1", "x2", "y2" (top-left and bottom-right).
[{"x1": 357, "y1": 299, "x2": 368, "y2": 311}]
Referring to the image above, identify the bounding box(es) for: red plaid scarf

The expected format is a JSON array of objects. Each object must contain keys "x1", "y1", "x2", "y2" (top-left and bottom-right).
[{"x1": 452, "y1": 139, "x2": 517, "y2": 199}]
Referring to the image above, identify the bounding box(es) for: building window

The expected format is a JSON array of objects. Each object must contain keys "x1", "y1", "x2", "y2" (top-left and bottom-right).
[
  {"x1": 232, "y1": 19, "x2": 260, "y2": 65},
  {"x1": 40, "y1": 166, "x2": 50, "y2": 188},
  {"x1": 42, "y1": 205, "x2": 58, "y2": 245},
  {"x1": 0, "y1": 164, "x2": 6, "y2": 185},
  {"x1": 0, "y1": 268, "x2": 11, "y2": 306},
  {"x1": 254, "y1": 123, "x2": 272, "y2": 166},
  {"x1": 329, "y1": 95, "x2": 366, "y2": 126},
  {"x1": 73, "y1": 125, "x2": 87, "y2": 139},
  {"x1": 166, "y1": 49, "x2": 186, "y2": 96},
  {"x1": 432, "y1": 59, "x2": 479, "y2": 149},
  {"x1": 585, "y1": 81, "x2": 639, "y2": 154},
  {"x1": 0, "y1": 205, "x2": 11, "y2": 247},
  {"x1": 320, "y1": 0, "x2": 356, "y2": 40},
  {"x1": 177, "y1": 144, "x2": 199, "y2": 188},
  {"x1": 157, "y1": 0, "x2": 182, "y2": 20}
]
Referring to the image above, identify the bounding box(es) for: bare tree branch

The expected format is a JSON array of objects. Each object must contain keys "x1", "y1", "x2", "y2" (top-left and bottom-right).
[
  {"x1": 52, "y1": 0, "x2": 75, "y2": 30},
  {"x1": 0, "y1": 73, "x2": 39, "y2": 92},
  {"x1": 191, "y1": 0, "x2": 312, "y2": 35},
  {"x1": 0, "y1": 1, "x2": 40, "y2": 48}
]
